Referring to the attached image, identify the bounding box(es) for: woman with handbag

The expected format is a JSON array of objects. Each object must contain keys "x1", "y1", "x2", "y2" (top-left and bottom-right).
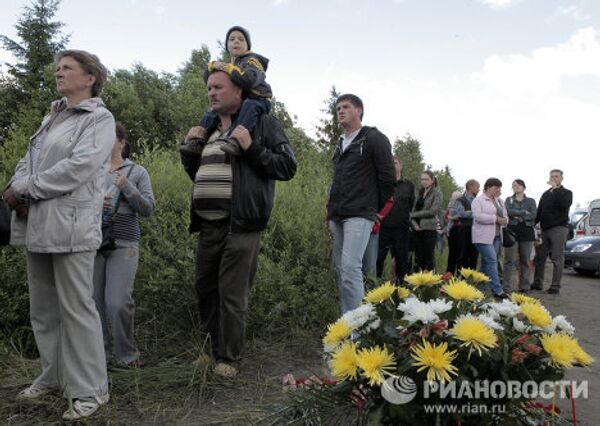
[
  {"x1": 93, "y1": 123, "x2": 154, "y2": 367},
  {"x1": 502, "y1": 179, "x2": 537, "y2": 293},
  {"x1": 2, "y1": 50, "x2": 114, "y2": 420},
  {"x1": 471, "y1": 177, "x2": 509, "y2": 299},
  {"x1": 410, "y1": 170, "x2": 443, "y2": 272}
]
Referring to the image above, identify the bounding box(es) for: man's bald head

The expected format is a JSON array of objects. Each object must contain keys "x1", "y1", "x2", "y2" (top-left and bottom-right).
[{"x1": 206, "y1": 71, "x2": 243, "y2": 116}]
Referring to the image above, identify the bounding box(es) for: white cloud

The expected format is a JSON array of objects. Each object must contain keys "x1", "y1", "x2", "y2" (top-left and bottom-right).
[
  {"x1": 154, "y1": 6, "x2": 166, "y2": 16},
  {"x1": 277, "y1": 27, "x2": 600, "y2": 207},
  {"x1": 476, "y1": 27, "x2": 600, "y2": 99},
  {"x1": 272, "y1": 0, "x2": 290, "y2": 6},
  {"x1": 555, "y1": 5, "x2": 591, "y2": 21},
  {"x1": 479, "y1": 0, "x2": 520, "y2": 10}
]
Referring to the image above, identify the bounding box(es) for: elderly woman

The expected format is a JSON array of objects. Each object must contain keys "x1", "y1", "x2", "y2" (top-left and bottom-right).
[
  {"x1": 93, "y1": 123, "x2": 154, "y2": 367},
  {"x1": 410, "y1": 170, "x2": 443, "y2": 272},
  {"x1": 471, "y1": 177, "x2": 509, "y2": 299},
  {"x1": 502, "y1": 179, "x2": 537, "y2": 293},
  {"x1": 2, "y1": 50, "x2": 114, "y2": 420}
]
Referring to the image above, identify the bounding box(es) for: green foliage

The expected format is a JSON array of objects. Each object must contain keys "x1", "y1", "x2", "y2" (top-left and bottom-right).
[
  {"x1": 314, "y1": 85, "x2": 342, "y2": 153},
  {"x1": 393, "y1": 133, "x2": 425, "y2": 185},
  {"x1": 0, "y1": 0, "x2": 68, "y2": 138},
  {"x1": 434, "y1": 164, "x2": 460, "y2": 209},
  {"x1": 249, "y1": 128, "x2": 339, "y2": 337}
]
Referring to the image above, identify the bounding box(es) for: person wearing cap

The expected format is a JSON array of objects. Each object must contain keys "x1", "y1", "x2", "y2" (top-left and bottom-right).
[
  {"x1": 502, "y1": 179, "x2": 537, "y2": 293},
  {"x1": 180, "y1": 25, "x2": 272, "y2": 157}
]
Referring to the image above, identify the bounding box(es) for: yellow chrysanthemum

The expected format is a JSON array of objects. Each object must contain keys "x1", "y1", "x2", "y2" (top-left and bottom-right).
[
  {"x1": 411, "y1": 340, "x2": 459, "y2": 383},
  {"x1": 539, "y1": 333, "x2": 579, "y2": 368},
  {"x1": 510, "y1": 293, "x2": 542, "y2": 306},
  {"x1": 442, "y1": 280, "x2": 484, "y2": 301},
  {"x1": 520, "y1": 302, "x2": 552, "y2": 328},
  {"x1": 459, "y1": 268, "x2": 489, "y2": 284},
  {"x1": 571, "y1": 341, "x2": 594, "y2": 366},
  {"x1": 397, "y1": 286, "x2": 411, "y2": 299},
  {"x1": 404, "y1": 271, "x2": 443, "y2": 288},
  {"x1": 323, "y1": 319, "x2": 352, "y2": 348},
  {"x1": 450, "y1": 317, "x2": 498, "y2": 356},
  {"x1": 330, "y1": 341, "x2": 359, "y2": 381},
  {"x1": 357, "y1": 345, "x2": 396, "y2": 386},
  {"x1": 364, "y1": 281, "x2": 397, "y2": 304}
]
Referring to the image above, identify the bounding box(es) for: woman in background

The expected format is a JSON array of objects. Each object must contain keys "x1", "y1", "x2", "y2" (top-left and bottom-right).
[{"x1": 93, "y1": 123, "x2": 155, "y2": 367}]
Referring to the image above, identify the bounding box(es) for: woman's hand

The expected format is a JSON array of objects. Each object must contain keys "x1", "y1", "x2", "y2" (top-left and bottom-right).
[
  {"x1": 496, "y1": 216, "x2": 508, "y2": 226},
  {"x1": 115, "y1": 172, "x2": 128, "y2": 189}
]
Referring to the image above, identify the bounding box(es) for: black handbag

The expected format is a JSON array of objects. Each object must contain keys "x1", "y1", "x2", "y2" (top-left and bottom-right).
[
  {"x1": 99, "y1": 166, "x2": 134, "y2": 251},
  {"x1": 0, "y1": 199, "x2": 11, "y2": 246},
  {"x1": 502, "y1": 227, "x2": 517, "y2": 248}
]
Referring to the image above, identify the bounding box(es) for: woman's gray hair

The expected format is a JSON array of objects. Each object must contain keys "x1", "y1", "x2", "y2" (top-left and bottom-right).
[{"x1": 55, "y1": 49, "x2": 108, "y2": 97}]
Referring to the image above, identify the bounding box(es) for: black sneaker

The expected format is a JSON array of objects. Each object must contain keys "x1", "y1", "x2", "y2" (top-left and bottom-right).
[
  {"x1": 179, "y1": 138, "x2": 206, "y2": 155},
  {"x1": 546, "y1": 287, "x2": 560, "y2": 295},
  {"x1": 518, "y1": 288, "x2": 529, "y2": 294},
  {"x1": 220, "y1": 137, "x2": 242, "y2": 156},
  {"x1": 493, "y1": 292, "x2": 509, "y2": 300}
]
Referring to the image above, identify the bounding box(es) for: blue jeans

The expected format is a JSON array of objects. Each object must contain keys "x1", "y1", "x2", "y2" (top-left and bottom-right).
[
  {"x1": 362, "y1": 232, "x2": 378, "y2": 279},
  {"x1": 330, "y1": 218, "x2": 374, "y2": 313},
  {"x1": 475, "y1": 236, "x2": 503, "y2": 295}
]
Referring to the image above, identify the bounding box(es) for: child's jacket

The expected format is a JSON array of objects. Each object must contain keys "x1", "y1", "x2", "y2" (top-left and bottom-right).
[{"x1": 207, "y1": 51, "x2": 272, "y2": 99}]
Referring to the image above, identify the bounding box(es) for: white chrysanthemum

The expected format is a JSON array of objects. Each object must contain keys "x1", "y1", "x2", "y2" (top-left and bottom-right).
[
  {"x1": 477, "y1": 314, "x2": 504, "y2": 331},
  {"x1": 341, "y1": 303, "x2": 378, "y2": 330},
  {"x1": 486, "y1": 299, "x2": 520, "y2": 318},
  {"x1": 366, "y1": 318, "x2": 381, "y2": 331},
  {"x1": 397, "y1": 297, "x2": 441, "y2": 324},
  {"x1": 551, "y1": 315, "x2": 575, "y2": 335},
  {"x1": 512, "y1": 317, "x2": 529, "y2": 333},
  {"x1": 428, "y1": 298, "x2": 454, "y2": 314}
]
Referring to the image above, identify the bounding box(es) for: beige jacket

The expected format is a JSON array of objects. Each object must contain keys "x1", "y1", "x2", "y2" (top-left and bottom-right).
[{"x1": 10, "y1": 97, "x2": 115, "y2": 253}]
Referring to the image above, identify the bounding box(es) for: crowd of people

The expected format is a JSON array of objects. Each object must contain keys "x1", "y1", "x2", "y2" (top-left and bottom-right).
[{"x1": 0, "y1": 25, "x2": 574, "y2": 421}]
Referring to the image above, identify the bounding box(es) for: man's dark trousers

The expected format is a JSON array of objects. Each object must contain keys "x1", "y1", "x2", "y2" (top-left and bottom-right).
[
  {"x1": 377, "y1": 226, "x2": 411, "y2": 282},
  {"x1": 195, "y1": 219, "x2": 261, "y2": 363}
]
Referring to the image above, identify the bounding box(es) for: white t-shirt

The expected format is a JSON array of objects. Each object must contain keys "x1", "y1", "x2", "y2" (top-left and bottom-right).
[{"x1": 341, "y1": 127, "x2": 361, "y2": 152}]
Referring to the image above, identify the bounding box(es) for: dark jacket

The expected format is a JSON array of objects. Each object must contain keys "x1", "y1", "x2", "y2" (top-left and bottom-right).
[
  {"x1": 181, "y1": 114, "x2": 296, "y2": 233},
  {"x1": 505, "y1": 195, "x2": 537, "y2": 227},
  {"x1": 207, "y1": 51, "x2": 272, "y2": 99},
  {"x1": 329, "y1": 126, "x2": 395, "y2": 222},
  {"x1": 536, "y1": 186, "x2": 573, "y2": 230},
  {"x1": 381, "y1": 177, "x2": 415, "y2": 229}
]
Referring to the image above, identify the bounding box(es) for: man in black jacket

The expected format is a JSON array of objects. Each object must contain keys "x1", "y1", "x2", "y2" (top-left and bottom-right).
[
  {"x1": 181, "y1": 70, "x2": 296, "y2": 377},
  {"x1": 328, "y1": 94, "x2": 395, "y2": 313},
  {"x1": 376, "y1": 157, "x2": 415, "y2": 282},
  {"x1": 532, "y1": 169, "x2": 573, "y2": 295}
]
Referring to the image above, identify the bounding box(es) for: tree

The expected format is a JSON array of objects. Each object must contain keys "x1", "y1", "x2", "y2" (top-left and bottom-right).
[
  {"x1": 0, "y1": 0, "x2": 68, "y2": 93},
  {"x1": 434, "y1": 165, "x2": 460, "y2": 208},
  {"x1": 0, "y1": 0, "x2": 69, "y2": 138},
  {"x1": 393, "y1": 133, "x2": 425, "y2": 185},
  {"x1": 314, "y1": 85, "x2": 342, "y2": 153}
]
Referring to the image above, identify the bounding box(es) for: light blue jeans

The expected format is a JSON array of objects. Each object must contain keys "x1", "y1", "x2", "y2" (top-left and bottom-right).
[
  {"x1": 330, "y1": 218, "x2": 374, "y2": 313},
  {"x1": 475, "y1": 236, "x2": 503, "y2": 295},
  {"x1": 362, "y1": 232, "x2": 379, "y2": 279}
]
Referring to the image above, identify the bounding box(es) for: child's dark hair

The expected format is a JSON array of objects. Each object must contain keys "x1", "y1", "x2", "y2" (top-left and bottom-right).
[{"x1": 115, "y1": 122, "x2": 131, "y2": 159}]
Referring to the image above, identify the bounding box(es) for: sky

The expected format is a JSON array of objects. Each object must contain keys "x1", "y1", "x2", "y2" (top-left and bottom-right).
[{"x1": 1, "y1": 0, "x2": 599, "y2": 208}]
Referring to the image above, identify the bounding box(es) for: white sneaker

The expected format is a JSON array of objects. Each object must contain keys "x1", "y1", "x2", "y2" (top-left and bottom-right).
[
  {"x1": 62, "y1": 393, "x2": 109, "y2": 421},
  {"x1": 16, "y1": 384, "x2": 57, "y2": 400}
]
